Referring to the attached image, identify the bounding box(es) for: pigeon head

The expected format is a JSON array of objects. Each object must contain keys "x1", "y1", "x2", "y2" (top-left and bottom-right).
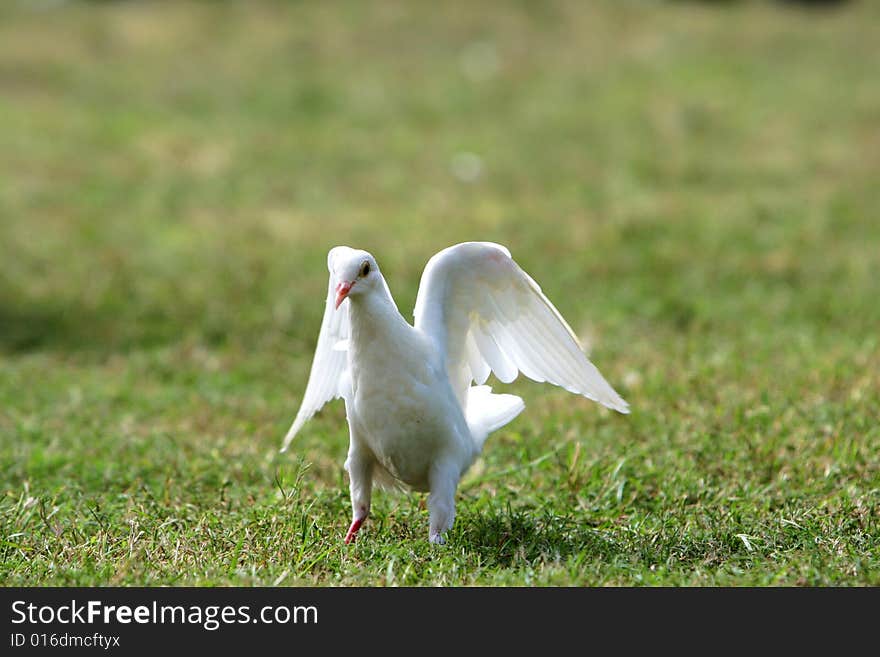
[{"x1": 327, "y1": 246, "x2": 380, "y2": 309}]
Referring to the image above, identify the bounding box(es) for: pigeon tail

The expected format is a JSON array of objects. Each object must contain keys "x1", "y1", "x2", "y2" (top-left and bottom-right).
[{"x1": 464, "y1": 385, "x2": 525, "y2": 450}]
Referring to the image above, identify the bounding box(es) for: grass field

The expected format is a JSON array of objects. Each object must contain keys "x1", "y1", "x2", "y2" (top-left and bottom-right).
[{"x1": 1, "y1": 0, "x2": 878, "y2": 586}]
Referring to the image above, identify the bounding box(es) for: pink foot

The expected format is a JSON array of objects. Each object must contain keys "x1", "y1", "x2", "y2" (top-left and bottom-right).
[{"x1": 344, "y1": 517, "x2": 364, "y2": 544}]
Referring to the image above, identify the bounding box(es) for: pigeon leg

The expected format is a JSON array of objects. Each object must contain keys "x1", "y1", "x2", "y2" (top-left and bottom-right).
[
  {"x1": 344, "y1": 444, "x2": 374, "y2": 544},
  {"x1": 427, "y1": 461, "x2": 459, "y2": 545}
]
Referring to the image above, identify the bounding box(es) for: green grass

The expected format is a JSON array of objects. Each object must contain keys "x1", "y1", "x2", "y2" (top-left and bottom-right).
[{"x1": 1, "y1": 0, "x2": 878, "y2": 586}]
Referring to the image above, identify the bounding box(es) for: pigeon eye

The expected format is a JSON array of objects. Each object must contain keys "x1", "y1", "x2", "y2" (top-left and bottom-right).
[{"x1": 359, "y1": 261, "x2": 371, "y2": 277}]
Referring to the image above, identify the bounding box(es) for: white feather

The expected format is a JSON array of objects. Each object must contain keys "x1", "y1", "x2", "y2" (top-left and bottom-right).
[
  {"x1": 280, "y1": 271, "x2": 351, "y2": 452},
  {"x1": 413, "y1": 241, "x2": 630, "y2": 414}
]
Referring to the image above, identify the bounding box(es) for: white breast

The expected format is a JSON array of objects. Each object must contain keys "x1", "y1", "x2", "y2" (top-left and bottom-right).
[{"x1": 348, "y1": 317, "x2": 471, "y2": 489}]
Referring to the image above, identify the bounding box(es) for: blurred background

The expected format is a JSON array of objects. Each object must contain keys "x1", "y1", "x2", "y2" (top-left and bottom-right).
[
  {"x1": 2, "y1": 0, "x2": 877, "y2": 354},
  {"x1": 0, "y1": 0, "x2": 877, "y2": 584}
]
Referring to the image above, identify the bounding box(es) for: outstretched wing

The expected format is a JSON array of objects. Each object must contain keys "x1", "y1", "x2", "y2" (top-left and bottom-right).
[
  {"x1": 280, "y1": 275, "x2": 350, "y2": 452},
  {"x1": 413, "y1": 242, "x2": 629, "y2": 414}
]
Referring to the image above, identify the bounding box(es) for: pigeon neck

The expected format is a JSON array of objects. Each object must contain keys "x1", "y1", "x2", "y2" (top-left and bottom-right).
[{"x1": 347, "y1": 283, "x2": 408, "y2": 343}]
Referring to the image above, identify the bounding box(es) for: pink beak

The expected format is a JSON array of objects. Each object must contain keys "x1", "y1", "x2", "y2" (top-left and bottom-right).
[{"x1": 335, "y1": 281, "x2": 353, "y2": 309}]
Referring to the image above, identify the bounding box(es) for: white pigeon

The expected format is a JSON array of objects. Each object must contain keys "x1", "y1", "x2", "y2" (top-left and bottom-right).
[{"x1": 281, "y1": 242, "x2": 629, "y2": 544}]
